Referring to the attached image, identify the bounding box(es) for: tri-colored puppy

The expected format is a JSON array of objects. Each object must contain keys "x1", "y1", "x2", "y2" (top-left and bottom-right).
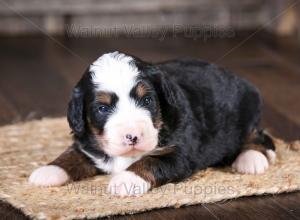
[{"x1": 29, "y1": 52, "x2": 276, "y2": 196}]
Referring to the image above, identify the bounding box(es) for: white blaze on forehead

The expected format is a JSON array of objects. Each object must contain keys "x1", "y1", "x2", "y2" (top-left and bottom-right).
[{"x1": 90, "y1": 51, "x2": 139, "y2": 94}]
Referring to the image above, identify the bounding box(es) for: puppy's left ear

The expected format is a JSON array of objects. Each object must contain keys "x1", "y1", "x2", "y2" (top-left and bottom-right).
[
  {"x1": 144, "y1": 66, "x2": 181, "y2": 107},
  {"x1": 158, "y1": 73, "x2": 180, "y2": 107},
  {"x1": 67, "y1": 85, "x2": 85, "y2": 137}
]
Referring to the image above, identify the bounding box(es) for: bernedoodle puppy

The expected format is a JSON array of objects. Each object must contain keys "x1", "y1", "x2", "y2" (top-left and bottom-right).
[{"x1": 29, "y1": 51, "x2": 276, "y2": 196}]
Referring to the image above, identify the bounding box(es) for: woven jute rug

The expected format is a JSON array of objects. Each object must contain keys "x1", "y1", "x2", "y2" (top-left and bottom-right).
[{"x1": 0, "y1": 118, "x2": 300, "y2": 220}]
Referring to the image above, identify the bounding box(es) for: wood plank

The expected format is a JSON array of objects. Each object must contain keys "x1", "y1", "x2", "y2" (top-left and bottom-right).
[
  {"x1": 0, "y1": 37, "x2": 71, "y2": 123},
  {"x1": 0, "y1": 0, "x2": 226, "y2": 14},
  {"x1": 102, "y1": 193, "x2": 300, "y2": 220},
  {"x1": 227, "y1": 61, "x2": 300, "y2": 129},
  {"x1": 262, "y1": 103, "x2": 300, "y2": 141},
  {"x1": 0, "y1": 92, "x2": 21, "y2": 124},
  {"x1": 0, "y1": 202, "x2": 30, "y2": 220},
  {"x1": 260, "y1": 33, "x2": 300, "y2": 72}
]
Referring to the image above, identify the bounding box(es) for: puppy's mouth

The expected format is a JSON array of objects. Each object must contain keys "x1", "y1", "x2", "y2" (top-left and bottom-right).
[
  {"x1": 120, "y1": 145, "x2": 176, "y2": 157},
  {"x1": 120, "y1": 149, "x2": 145, "y2": 157},
  {"x1": 118, "y1": 142, "x2": 151, "y2": 157}
]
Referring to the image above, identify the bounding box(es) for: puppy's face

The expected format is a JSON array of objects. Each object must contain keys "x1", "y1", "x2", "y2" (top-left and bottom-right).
[{"x1": 86, "y1": 52, "x2": 161, "y2": 157}]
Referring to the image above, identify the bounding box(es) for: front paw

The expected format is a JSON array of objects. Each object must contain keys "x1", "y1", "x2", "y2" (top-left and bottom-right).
[
  {"x1": 232, "y1": 150, "x2": 269, "y2": 174},
  {"x1": 29, "y1": 165, "x2": 69, "y2": 186},
  {"x1": 108, "y1": 171, "x2": 151, "y2": 197}
]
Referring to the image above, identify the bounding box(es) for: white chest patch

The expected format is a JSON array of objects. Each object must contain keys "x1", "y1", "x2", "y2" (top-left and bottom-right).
[
  {"x1": 96, "y1": 156, "x2": 141, "y2": 174},
  {"x1": 80, "y1": 147, "x2": 141, "y2": 174}
]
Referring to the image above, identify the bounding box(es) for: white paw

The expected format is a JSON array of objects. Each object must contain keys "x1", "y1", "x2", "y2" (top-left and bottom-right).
[
  {"x1": 266, "y1": 149, "x2": 276, "y2": 164},
  {"x1": 108, "y1": 171, "x2": 151, "y2": 197},
  {"x1": 232, "y1": 150, "x2": 269, "y2": 174},
  {"x1": 29, "y1": 165, "x2": 69, "y2": 186}
]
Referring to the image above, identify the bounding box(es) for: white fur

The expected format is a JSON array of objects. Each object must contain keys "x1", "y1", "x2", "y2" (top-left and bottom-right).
[
  {"x1": 108, "y1": 171, "x2": 151, "y2": 197},
  {"x1": 90, "y1": 51, "x2": 138, "y2": 94},
  {"x1": 266, "y1": 149, "x2": 276, "y2": 164},
  {"x1": 29, "y1": 165, "x2": 69, "y2": 186},
  {"x1": 103, "y1": 104, "x2": 158, "y2": 156},
  {"x1": 80, "y1": 147, "x2": 141, "y2": 174},
  {"x1": 90, "y1": 52, "x2": 158, "y2": 156},
  {"x1": 232, "y1": 150, "x2": 269, "y2": 174}
]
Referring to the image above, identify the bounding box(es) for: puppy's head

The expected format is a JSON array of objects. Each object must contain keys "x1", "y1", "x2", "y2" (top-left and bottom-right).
[{"x1": 68, "y1": 52, "x2": 176, "y2": 157}]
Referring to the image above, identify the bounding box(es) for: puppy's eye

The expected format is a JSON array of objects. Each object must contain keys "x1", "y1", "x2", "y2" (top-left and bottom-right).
[
  {"x1": 141, "y1": 96, "x2": 152, "y2": 106},
  {"x1": 98, "y1": 105, "x2": 110, "y2": 113}
]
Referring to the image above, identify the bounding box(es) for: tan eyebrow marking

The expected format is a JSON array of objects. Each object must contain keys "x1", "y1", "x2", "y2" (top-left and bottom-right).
[
  {"x1": 136, "y1": 83, "x2": 150, "y2": 98},
  {"x1": 96, "y1": 92, "x2": 112, "y2": 105}
]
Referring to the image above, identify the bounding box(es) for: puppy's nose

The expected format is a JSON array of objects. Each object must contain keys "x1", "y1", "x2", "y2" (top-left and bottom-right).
[{"x1": 125, "y1": 134, "x2": 138, "y2": 145}]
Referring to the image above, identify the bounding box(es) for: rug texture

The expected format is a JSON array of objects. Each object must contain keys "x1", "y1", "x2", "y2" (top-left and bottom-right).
[{"x1": 0, "y1": 118, "x2": 299, "y2": 220}]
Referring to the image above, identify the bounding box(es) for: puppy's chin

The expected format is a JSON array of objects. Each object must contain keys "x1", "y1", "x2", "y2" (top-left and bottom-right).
[
  {"x1": 120, "y1": 149, "x2": 146, "y2": 157},
  {"x1": 102, "y1": 143, "x2": 156, "y2": 158}
]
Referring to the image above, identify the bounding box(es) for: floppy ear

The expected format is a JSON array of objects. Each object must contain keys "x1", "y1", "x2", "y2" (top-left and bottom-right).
[
  {"x1": 144, "y1": 66, "x2": 181, "y2": 107},
  {"x1": 145, "y1": 67, "x2": 184, "y2": 129},
  {"x1": 67, "y1": 85, "x2": 85, "y2": 137},
  {"x1": 158, "y1": 73, "x2": 179, "y2": 107}
]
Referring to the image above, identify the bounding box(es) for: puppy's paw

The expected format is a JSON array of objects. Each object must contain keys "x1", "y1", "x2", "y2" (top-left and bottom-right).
[
  {"x1": 266, "y1": 149, "x2": 276, "y2": 164},
  {"x1": 29, "y1": 165, "x2": 69, "y2": 186},
  {"x1": 232, "y1": 150, "x2": 269, "y2": 174},
  {"x1": 108, "y1": 171, "x2": 151, "y2": 197}
]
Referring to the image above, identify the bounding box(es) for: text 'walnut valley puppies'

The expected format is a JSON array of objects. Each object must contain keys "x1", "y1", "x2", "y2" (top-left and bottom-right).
[{"x1": 29, "y1": 52, "x2": 276, "y2": 196}]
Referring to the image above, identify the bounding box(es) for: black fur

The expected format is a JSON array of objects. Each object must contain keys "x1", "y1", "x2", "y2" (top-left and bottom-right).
[{"x1": 63, "y1": 55, "x2": 275, "y2": 187}]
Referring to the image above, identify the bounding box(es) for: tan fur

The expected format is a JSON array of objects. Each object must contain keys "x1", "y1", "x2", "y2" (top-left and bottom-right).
[
  {"x1": 241, "y1": 129, "x2": 274, "y2": 160},
  {"x1": 136, "y1": 83, "x2": 150, "y2": 98},
  {"x1": 127, "y1": 157, "x2": 158, "y2": 187},
  {"x1": 49, "y1": 146, "x2": 101, "y2": 181},
  {"x1": 96, "y1": 92, "x2": 112, "y2": 105}
]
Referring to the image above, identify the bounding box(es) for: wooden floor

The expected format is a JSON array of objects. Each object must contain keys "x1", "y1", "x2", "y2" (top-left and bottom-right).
[{"x1": 0, "y1": 32, "x2": 299, "y2": 220}]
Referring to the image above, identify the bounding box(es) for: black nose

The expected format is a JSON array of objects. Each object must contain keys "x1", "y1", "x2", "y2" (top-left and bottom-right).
[{"x1": 125, "y1": 134, "x2": 138, "y2": 144}]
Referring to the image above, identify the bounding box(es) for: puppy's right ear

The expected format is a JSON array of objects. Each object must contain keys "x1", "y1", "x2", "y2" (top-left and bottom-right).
[{"x1": 67, "y1": 85, "x2": 85, "y2": 137}]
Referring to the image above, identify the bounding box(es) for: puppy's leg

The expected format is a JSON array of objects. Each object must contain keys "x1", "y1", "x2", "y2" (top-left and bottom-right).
[
  {"x1": 108, "y1": 154, "x2": 192, "y2": 197},
  {"x1": 232, "y1": 130, "x2": 276, "y2": 174},
  {"x1": 29, "y1": 144, "x2": 99, "y2": 186}
]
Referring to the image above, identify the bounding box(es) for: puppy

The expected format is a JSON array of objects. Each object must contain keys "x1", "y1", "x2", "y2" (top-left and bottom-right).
[{"x1": 29, "y1": 52, "x2": 276, "y2": 196}]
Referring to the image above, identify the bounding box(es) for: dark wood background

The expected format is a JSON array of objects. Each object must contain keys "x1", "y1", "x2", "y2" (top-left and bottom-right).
[
  {"x1": 0, "y1": 31, "x2": 299, "y2": 219},
  {"x1": 1, "y1": 0, "x2": 299, "y2": 36}
]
